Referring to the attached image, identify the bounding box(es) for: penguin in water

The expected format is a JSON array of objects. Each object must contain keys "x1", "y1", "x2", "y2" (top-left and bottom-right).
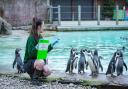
[
  {"x1": 93, "y1": 49, "x2": 103, "y2": 74},
  {"x1": 115, "y1": 50, "x2": 127, "y2": 76},
  {"x1": 65, "y1": 48, "x2": 78, "y2": 74},
  {"x1": 86, "y1": 50, "x2": 98, "y2": 76},
  {"x1": 78, "y1": 49, "x2": 87, "y2": 74},
  {"x1": 13, "y1": 48, "x2": 24, "y2": 73}
]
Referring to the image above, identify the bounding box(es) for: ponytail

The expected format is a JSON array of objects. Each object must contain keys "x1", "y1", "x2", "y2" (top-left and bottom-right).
[{"x1": 30, "y1": 17, "x2": 42, "y2": 41}]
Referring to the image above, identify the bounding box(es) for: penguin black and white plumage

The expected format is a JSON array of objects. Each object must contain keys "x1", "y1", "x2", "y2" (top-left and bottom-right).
[
  {"x1": 93, "y1": 49, "x2": 103, "y2": 74},
  {"x1": 106, "y1": 51, "x2": 117, "y2": 76},
  {"x1": 86, "y1": 50, "x2": 98, "y2": 76},
  {"x1": 78, "y1": 49, "x2": 86, "y2": 74},
  {"x1": 65, "y1": 48, "x2": 78, "y2": 74},
  {"x1": 13, "y1": 48, "x2": 24, "y2": 73},
  {"x1": 106, "y1": 50, "x2": 127, "y2": 77},
  {"x1": 70, "y1": 52, "x2": 79, "y2": 73},
  {"x1": 115, "y1": 50, "x2": 127, "y2": 76}
]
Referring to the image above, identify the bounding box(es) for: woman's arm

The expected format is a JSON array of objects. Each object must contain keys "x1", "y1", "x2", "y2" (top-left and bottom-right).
[
  {"x1": 48, "y1": 44, "x2": 53, "y2": 53},
  {"x1": 26, "y1": 36, "x2": 38, "y2": 59}
]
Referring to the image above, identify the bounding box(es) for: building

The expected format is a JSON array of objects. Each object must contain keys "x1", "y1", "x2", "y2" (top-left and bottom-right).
[
  {"x1": 0, "y1": 0, "x2": 128, "y2": 26},
  {"x1": 50, "y1": 0, "x2": 98, "y2": 21},
  {"x1": 49, "y1": 0, "x2": 128, "y2": 21}
]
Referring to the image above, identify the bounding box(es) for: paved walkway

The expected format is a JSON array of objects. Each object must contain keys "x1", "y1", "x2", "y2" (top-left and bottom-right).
[{"x1": 55, "y1": 21, "x2": 128, "y2": 31}]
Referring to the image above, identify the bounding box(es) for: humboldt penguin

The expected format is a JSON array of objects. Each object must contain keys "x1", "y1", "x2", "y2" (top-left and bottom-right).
[
  {"x1": 86, "y1": 50, "x2": 98, "y2": 76},
  {"x1": 65, "y1": 48, "x2": 78, "y2": 74},
  {"x1": 115, "y1": 50, "x2": 127, "y2": 76},
  {"x1": 78, "y1": 49, "x2": 86, "y2": 74},
  {"x1": 13, "y1": 48, "x2": 24, "y2": 73},
  {"x1": 106, "y1": 51, "x2": 117, "y2": 76},
  {"x1": 93, "y1": 49, "x2": 103, "y2": 74}
]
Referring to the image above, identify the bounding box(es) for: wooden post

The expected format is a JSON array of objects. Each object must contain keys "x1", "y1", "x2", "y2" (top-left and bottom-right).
[
  {"x1": 47, "y1": 0, "x2": 50, "y2": 6},
  {"x1": 123, "y1": 5, "x2": 125, "y2": 20},
  {"x1": 49, "y1": 6, "x2": 53, "y2": 23},
  {"x1": 97, "y1": 5, "x2": 100, "y2": 25},
  {"x1": 58, "y1": 5, "x2": 61, "y2": 25},
  {"x1": 78, "y1": 5, "x2": 81, "y2": 25},
  {"x1": 116, "y1": 5, "x2": 119, "y2": 25}
]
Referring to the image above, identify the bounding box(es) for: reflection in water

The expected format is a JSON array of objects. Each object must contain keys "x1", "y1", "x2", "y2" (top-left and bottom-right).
[{"x1": 0, "y1": 30, "x2": 128, "y2": 74}]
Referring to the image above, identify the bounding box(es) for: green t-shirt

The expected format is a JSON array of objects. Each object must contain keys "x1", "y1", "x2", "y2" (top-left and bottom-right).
[{"x1": 24, "y1": 35, "x2": 53, "y2": 63}]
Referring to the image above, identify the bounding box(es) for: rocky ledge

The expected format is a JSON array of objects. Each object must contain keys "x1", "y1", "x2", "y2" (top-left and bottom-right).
[{"x1": 0, "y1": 70, "x2": 128, "y2": 89}]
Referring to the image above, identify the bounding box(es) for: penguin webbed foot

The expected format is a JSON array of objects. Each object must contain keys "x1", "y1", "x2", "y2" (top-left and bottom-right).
[
  {"x1": 83, "y1": 71, "x2": 85, "y2": 74},
  {"x1": 89, "y1": 72, "x2": 98, "y2": 77},
  {"x1": 78, "y1": 72, "x2": 81, "y2": 74},
  {"x1": 111, "y1": 74, "x2": 116, "y2": 78}
]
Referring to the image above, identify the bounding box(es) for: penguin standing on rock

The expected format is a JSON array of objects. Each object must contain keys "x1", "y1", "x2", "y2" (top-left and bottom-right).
[
  {"x1": 65, "y1": 48, "x2": 78, "y2": 74},
  {"x1": 86, "y1": 50, "x2": 98, "y2": 76},
  {"x1": 106, "y1": 50, "x2": 127, "y2": 77},
  {"x1": 78, "y1": 49, "x2": 86, "y2": 74},
  {"x1": 13, "y1": 48, "x2": 24, "y2": 73},
  {"x1": 115, "y1": 50, "x2": 127, "y2": 76},
  {"x1": 93, "y1": 49, "x2": 103, "y2": 74},
  {"x1": 106, "y1": 51, "x2": 117, "y2": 76}
]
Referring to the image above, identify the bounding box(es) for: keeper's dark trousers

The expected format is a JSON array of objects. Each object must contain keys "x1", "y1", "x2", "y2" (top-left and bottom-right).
[{"x1": 24, "y1": 59, "x2": 46, "y2": 79}]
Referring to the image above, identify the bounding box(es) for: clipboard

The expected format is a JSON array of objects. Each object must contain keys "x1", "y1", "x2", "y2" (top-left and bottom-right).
[{"x1": 37, "y1": 39, "x2": 49, "y2": 60}]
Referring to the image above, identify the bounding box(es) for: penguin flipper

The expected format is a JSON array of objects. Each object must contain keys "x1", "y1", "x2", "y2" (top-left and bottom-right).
[
  {"x1": 123, "y1": 62, "x2": 127, "y2": 71},
  {"x1": 65, "y1": 60, "x2": 70, "y2": 72},
  {"x1": 86, "y1": 62, "x2": 88, "y2": 70},
  {"x1": 106, "y1": 62, "x2": 112, "y2": 75},
  {"x1": 100, "y1": 64, "x2": 103, "y2": 72},
  {"x1": 99, "y1": 58, "x2": 103, "y2": 71},
  {"x1": 13, "y1": 58, "x2": 16, "y2": 69},
  {"x1": 75, "y1": 62, "x2": 77, "y2": 69}
]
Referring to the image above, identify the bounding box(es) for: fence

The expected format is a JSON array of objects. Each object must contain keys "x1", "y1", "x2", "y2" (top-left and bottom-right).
[{"x1": 48, "y1": 5, "x2": 128, "y2": 25}]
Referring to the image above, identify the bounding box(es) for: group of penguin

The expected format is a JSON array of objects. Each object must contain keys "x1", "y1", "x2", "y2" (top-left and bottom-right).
[
  {"x1": 65, "y1": 47, "x2": 128, "y2": 77},
  {"x1": 13, "y1": 47, "x2": 128, "y2": 77}
]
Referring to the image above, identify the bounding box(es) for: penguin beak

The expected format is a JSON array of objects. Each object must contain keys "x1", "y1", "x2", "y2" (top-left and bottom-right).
[{"x1": 19, "y1": 48, "x2": 22, "y2": 51}]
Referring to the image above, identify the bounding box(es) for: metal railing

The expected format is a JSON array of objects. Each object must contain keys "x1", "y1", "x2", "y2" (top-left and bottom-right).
[{"x1": 48, "y1": 5, "x2": 128, "y2": 25}]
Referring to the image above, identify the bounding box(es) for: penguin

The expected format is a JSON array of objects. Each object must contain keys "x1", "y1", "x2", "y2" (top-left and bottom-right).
[
  {"x1": 70, "y1": 52, "x2": 79, "y2": 73},
  {"x1": 106, "y1": 51, "x2": 118, "y2": 76},
  {"x1": 65, "y1": 48, "x2": 78, "y2": 74},
  {"x1": 115, "y1": 50, "x2": 127, "y2": 76},
  {"x1": 86, "y1": 50, "x2": 98, "y2": 76},
  {"x1": 78, "y1": 49, "x2": 86, "y2": 74},
  {"x1": 93, "y1": 49, "x2": 103, "y2": 74},
  {"x1": 13, "y1": 48, "x2": 24, "y2": 73}
]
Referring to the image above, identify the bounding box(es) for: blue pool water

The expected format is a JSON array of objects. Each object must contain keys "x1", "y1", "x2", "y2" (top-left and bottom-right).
[{"x1": 0, "y1": 30, "x2": 128, "y2": 74}]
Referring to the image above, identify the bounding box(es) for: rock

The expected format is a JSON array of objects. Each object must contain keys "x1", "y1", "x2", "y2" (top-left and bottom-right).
[
  {"x1": 0, "y1": 17, "x2": 12, "y2": 35},
  {"x1": 42, "y1": 84, "x2": 48, "y2": 88},
  {"x1": 69, "y1": 83, "x2": 74, "y2": 87}
]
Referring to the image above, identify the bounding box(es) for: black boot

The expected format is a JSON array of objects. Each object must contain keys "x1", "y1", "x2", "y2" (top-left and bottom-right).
[{"x1": 31, "y1": 69, "x2": 42, "y2": 86}]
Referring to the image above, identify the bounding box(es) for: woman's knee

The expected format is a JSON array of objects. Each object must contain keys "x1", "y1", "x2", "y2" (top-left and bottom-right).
[
  {"x1": 42, "y1": 65, "x2": 52, "y2": 77},
  {"x1": 34, "y1": 60, "x2": 45, "y2": 70}
]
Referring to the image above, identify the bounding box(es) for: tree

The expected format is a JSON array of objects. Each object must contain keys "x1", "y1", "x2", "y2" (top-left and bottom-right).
[{"x1": 102, "y1": 0, "x2": 115, "y2": 19}]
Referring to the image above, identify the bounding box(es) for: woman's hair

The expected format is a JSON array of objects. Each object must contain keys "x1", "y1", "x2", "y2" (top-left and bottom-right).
[{"x1": 30, "y1": 17, "x2": 42, "y2": 41}]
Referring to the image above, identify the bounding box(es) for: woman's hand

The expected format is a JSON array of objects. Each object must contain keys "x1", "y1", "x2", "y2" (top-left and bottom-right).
[
  {"x1": 34, "y1": 60, "x2": 45, "y2": 70},
  {"x1": 34, "y1": 59, "x2": 52, "y2": 76}
]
